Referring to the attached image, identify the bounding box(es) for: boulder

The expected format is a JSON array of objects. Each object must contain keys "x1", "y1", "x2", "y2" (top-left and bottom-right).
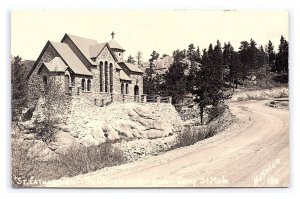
[
  {"x1": 25, "y1": 140, "x2": 58, "y2": 161},
  {"x1": 48, "y1": 131, "x2": 78, "y2": 154}
]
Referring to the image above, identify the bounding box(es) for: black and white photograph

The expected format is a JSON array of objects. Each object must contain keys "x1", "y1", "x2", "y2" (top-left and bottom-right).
[{"x1": 10, "y1": 9, "x2": 290, "y2": 188}]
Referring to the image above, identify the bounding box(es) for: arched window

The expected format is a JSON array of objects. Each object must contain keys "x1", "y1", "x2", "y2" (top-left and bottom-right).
[
  {"x1": 125, "y1": 83, "x2": 129, "y2": 94},
  {"x1": 104, "y1": 61, "x2": 108, "y2": 92},
  {"x1": 43, "y1": 76, "x2": 47, "y2": 87},
  {"x1": 87, "y1": 79, "x2": 91, "y2": 91},
  {"x1": 134, "y1": 85, "x2": 139, "y2": 96},
  {"x1": 121, "y1": 83, "x2": 124, "y2": 94},
  {"x1": 109, "y1": 63, "x2": 113, "y2": 93},
  {"x1": 81, "y1": 79, "x2": 85, "y2": 91},
  {"x1": 99, "y1": 62, "x2": 103, "y2": 92}
]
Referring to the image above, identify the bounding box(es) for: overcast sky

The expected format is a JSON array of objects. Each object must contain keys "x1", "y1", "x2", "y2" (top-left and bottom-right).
[{"x1": 11, "y1": 10, "x2": 288, "y2": 61}]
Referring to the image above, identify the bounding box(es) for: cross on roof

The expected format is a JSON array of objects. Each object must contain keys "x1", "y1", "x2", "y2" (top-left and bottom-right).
[{"x1": 111, "y1": 31, "x2": 115, "y2": 39}]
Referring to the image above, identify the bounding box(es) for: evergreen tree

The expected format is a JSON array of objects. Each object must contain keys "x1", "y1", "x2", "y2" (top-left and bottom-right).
[
  {"x1": 163, "y1": 50, "x2": 188, "y2": 104},
  {"x1": 125, "y1": 55, "x2": 136, "y2": 64},
  {"x1": 223, "y1": 42, "x2": 234, "y2": 82},
  {"x1": 11, "y1": 56, "x2": 28, "y2": 121},
  {"x1": 257, "y1": 45, "x2": 268, "y2": 68},
  {"x1": 239, "y1": 41, "x2": 250, "y2": 82},
  {"x1": 143, "y1": 50, "x2": 160, "y2": 95},
  {"x1": 249, "y1": 39, "x2": 259, "y2": 78},
  {"x1": 266, "y1": 40, "x2": 276, "y2": 72},
  {"x1": 275, "y1": 35, "x2": 289, "y2": 74},
  {"x1": 192, "y1": 42, "x2": 231, "y2": 125},
  {"x1": 135, "y1": 51, "x2": 142, "y2": 66},
  {"x1": 229, "y1": 51, "x2": 242, "y2": 91}
]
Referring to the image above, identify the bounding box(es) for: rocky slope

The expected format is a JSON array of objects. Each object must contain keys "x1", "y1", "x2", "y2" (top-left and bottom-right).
[{"x1": 18, "y1": 97, "x2": 183, "y2": 160}]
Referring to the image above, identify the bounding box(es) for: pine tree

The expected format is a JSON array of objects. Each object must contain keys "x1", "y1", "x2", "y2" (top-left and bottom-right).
[
  {"x1": 125, "y1": 55, "x2": 136, "y2": 64},
  {"x1": 11, "y1": 56, "x2": 28, "y2": 121},
  {"x1": 223, "y1": 42, "x2": 234, "y2": 82},
  {"x1": 266, "y1": 40, "x2": 276, "y2": 72},
  {"x1": 238, "y1": 41, "x2": 250, "y2": 83},
  {"x1": 229, "y1": 51, "x2": 242, "y2": 91},
  {"x1": 143, "y1": 50, "x2": 160, "y2": 95},
  {"x1": 249, "y1": 39, "x2": 258, "y2": 79},
  {"x1": 192, "y1": 42, "x2": 231, "y2": 125},
  {"x1": 163, "y1": 50, "x2": 188, "y2": 104},
  {"x1": 276, "y1": 35, "x2": 289, "y2": 74},
  {"x1": 135, "y1": 51, "x2": 142, "y2": 66}
]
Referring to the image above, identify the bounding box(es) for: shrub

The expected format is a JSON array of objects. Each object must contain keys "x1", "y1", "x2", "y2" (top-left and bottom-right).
[
  {"x1": 56, "y1": 143, "x2": 127, "y2": 177},
  {"x1": 174, "y1": 126, "x2": 206, "y2": 148},
  {"x1": 30, "y1": 142, "x2": 127, "y2": 183},
  {"x1": 204, "y1": 123, "x2": 219, "y2": 139},
  {"x1": 207, "y1": 103, "x2": 228, "y2": 123},
  {"x1": 11, "y1": 139, "x2": 41, "y2": 188},
  {"x1": 33, "y1": 118, "x2": 56, "y2": 143}
]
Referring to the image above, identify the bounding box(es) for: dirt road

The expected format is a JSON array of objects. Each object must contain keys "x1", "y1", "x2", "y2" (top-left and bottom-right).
[{"x1": 46, "y1": 100, "x2": 289, "y2": 187}]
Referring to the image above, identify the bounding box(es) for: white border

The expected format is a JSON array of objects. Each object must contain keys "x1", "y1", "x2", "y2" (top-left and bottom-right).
[{"x1": 1, "y1": 0, "x2": 299, "y2": 198}]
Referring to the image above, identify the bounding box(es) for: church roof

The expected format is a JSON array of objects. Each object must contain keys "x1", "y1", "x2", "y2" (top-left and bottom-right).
[
  {"x1": 43, "y1": 57, "x2": 67, "y2": 72},
  {"x1": 108, "y1": 39, "x2": 125, "y2": 51},
  {"x1": 118, "y1": 62, "x2": 143, "y2": 73},
  {"x1": 50, "y1": 41, "x2": 93, "y2": 76},
  {"x1": 120, "y1": 70, "x2": 132, "y2": 81},
  {"x1": 63, "y1": 34, "x2": 99, "y2": 66},
  {"x1": 89, "y1": 43, "x2": 107, "y2": 58}
]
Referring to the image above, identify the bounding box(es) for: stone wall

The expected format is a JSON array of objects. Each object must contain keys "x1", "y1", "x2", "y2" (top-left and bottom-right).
[
  {"x1": 119, "y1": 65, "x2": 143, "y2": 96},
  {"x1": 27, "y1": 43, "x2": 61, "y2": 107},
  {"x1": 94, "y1": 46, "x2": 122, "y2": 96},
  {"x1": 130, "y1": 73, "x2": 143, "y2": 96}
]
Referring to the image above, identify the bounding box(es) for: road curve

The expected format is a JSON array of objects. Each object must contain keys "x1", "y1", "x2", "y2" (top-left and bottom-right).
[{"x1": 46, "y1": 100, "x2": 289, "y2": 187}]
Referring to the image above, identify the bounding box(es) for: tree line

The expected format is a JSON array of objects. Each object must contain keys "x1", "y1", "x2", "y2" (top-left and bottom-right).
[{"x1": 143, "y1": 36, "x2": 288, "y2": 124}]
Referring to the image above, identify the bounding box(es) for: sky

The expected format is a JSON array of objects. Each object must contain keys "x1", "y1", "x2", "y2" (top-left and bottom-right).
[{"x1": 11, "y1": 10, "x2": 288, "y2": 61}]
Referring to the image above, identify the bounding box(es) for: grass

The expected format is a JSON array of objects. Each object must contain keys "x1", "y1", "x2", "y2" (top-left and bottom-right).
[
  {"x1": 234, "y1": 87, "x2": 288, "y2": 102},
  {"x1": 173, "y1": 122, "x2": 220, "y2": 148},
  {"x1": 12, "y1": 140, "x2": 127, "y2": 187}
]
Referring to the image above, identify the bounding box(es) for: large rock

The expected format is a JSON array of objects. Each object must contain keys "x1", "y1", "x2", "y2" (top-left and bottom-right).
[
  {"x1": 48, "y1": 131, "x2": 78, "y2": 154},
  {"x1": 21, "y1": 139, "x2": 58, "y2": 161}
]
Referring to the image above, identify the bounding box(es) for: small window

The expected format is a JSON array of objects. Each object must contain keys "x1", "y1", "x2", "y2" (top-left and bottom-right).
[
  {"x1": 71, "y1": 76, "x2": 75, "y2": 86},
  {"x1": 81, "y1": 79, "x2": 85, "y2": 91},
  {"x1": 125, "y1": 84, "x2": 129, "y2": 94},
  {"x1": 43, "y1": 76, "x2": 47, "y2": 86},
  {"x1": 87, "y1": 79, "x2": 91, "y2": 91},
  {"x1": 119, "y1": 53, "x2": 121, "y2": 56},
  {"x1": 121, "y1": 83, "x2": 124, "y2": 94}
]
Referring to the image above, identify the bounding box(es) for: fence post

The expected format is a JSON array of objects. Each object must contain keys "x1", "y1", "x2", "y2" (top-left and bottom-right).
[
  {"x1": 156, "y1": 96, "x2": 161, "y2": 103},
  {"x1": 141, "y1": 94, "x2": 147, "y2": 103},
  {"x1": 168, "y1": 96, "x2": 172, "y2": 103},
  {"x1": 111, "y1": 93, "x2": 115, "y2": 102}
]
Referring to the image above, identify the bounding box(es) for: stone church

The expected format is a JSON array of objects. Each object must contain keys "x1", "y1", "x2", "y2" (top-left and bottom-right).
[{"x1": 27, "y1": 32, "x2": 144, "y2": 104}]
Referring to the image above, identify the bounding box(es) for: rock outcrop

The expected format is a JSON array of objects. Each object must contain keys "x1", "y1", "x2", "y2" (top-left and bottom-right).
[{"x1": 18, "y1": 97, "x2": 183, "y2": 160}]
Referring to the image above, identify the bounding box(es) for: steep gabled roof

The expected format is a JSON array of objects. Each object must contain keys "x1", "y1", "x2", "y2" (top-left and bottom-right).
[
  {"x1": 62, "y1": 33, "x2": 98, "y2": 66},
  {"x1": 108, "y1": 39, "x2": 125, "y2": 51},
  {"x1": 43, "y1": 57, "x2": 67, "y2": 72},
  {"x1": 50, "y1": 41, "x2": 92, "y2": 76},
  {"x1": 118, "y1": 62, "x2": 143, "y2": 74},
  {"x1": 89, "y1": 42, "x2": 107, "y2": 58},
  {"x1": 89, "y1": 43, "x2": 119, "y2": 63},
  {"x1": 120, "y1": 70, "x2": 132, "y2": 81}
]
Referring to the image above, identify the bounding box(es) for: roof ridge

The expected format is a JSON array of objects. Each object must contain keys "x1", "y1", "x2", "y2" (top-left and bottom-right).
[{"x1": 66, "y1": 33, "x2": 99, "y2": 43}]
